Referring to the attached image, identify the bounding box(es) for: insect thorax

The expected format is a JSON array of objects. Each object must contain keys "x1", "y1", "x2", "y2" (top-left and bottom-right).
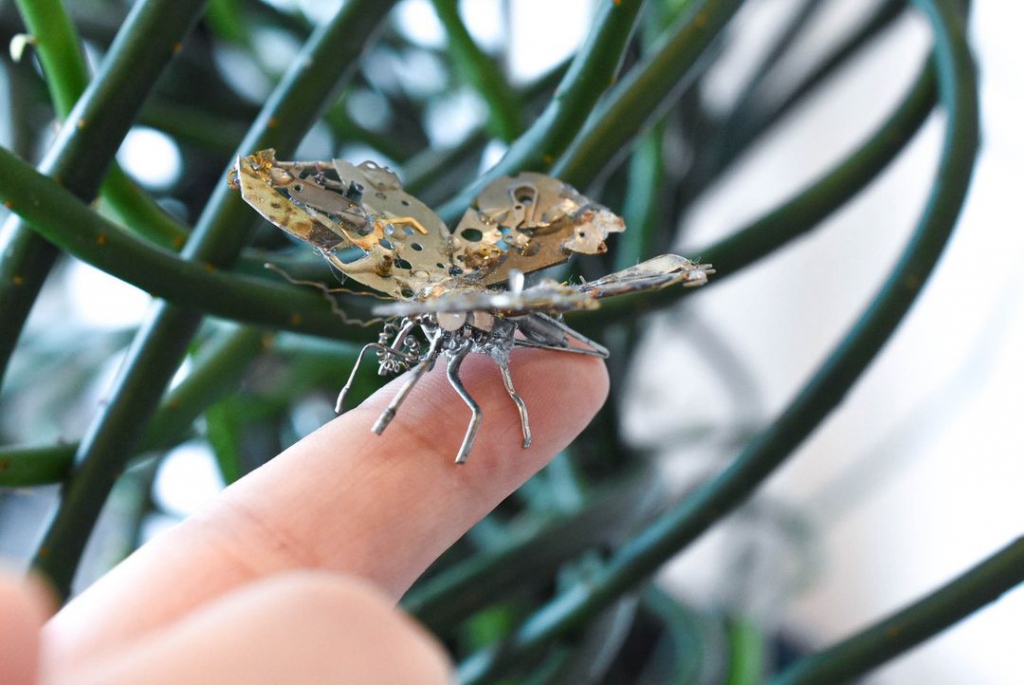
[{"x1": 375, "y1": 311, "x2": 521, "y2": 378}]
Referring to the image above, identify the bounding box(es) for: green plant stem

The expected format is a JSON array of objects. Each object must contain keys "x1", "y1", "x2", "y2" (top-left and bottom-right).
[
  {"x1": 0, "y1": 444, "x2": 74, "y2": 487},
  {"x1": 725, "y1": 617, "x2": 764, "y2": 685},
  {"x1": 205, "y1": 0, "x2": 250, "y2": 46},
  {"x1": 619, "y1": 123, "x2": 665, "y2": 272},
  {"x1": 577, "y1": 56, "x2": 937, "y2": 331},
  {"x1": 12, "y1": 0, "x2": 89, "y2": 115},
  {"x1": 733, "y1": 0, "x2": 827, "y2": 105},
  {"x1": 30, "y1": 0, "x2": 399, "y2": 600},
  {"x1": 551, "y1": 0, "x2": 746, "y2": 188},
  {"x1": 140, "y1": 98, "x2": 249, "y2": 157},
  {"x1": 1, "y1": 0, "x2": 90, "y2": 394},
  {"x1": 635, "y1": 587, "x2": 721, "y2": 685},
  {"x1": 714, "y1": 0, "x2": 907, "y2": 184},
  {"x1": 0, "y1": 0, "x2": 208, "y2": 390},
  {"x1": 769, "y1": 537, "x2": 1024, "y2": 685},
  {"x1": 404, "y1": 466, "x2": 662, "y2": 633},
  {"x1": 13, "y1": 0, "x2": 195, "y2": 256},
  {"x1": 457, "y1": 0, "x2": 977, "y2": 679},
  {"x1": 204, "y1": 395, "x2": 270, "y2": 485},
  {"x1": 430, "y1": 0, "x2": 522, "y2": 141},
  {"x1": 436, "y1": 0, "x2": 645, "y2": 223},
  {"x1": 100, "y1": 166, "x2": 191, "y2": 250}
]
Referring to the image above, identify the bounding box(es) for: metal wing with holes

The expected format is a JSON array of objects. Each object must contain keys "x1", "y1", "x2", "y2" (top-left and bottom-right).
[
  {"x1": 450, "y1": 172, "x2": 626, "y2": 285},
  {"x1": 232, "y1": 149, "x2": 451, "y2": 299},
  {"x1": 232, "y1": 149, "x2": 628, "y2": 299}
]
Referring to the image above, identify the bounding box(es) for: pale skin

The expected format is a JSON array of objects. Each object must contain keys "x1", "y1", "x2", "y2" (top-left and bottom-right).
[{"x1": 0, "y1": 350, "x2": 608, "y2": 684}]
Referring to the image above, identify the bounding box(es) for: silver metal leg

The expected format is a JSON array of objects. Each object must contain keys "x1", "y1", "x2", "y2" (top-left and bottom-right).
[
  {"x1": 446, "y1": 346, "x2": 480, "y2": 464},
  {"x1": 336, "y1": 343, "x2": 397, "y2": 413},
  {"x1": 371, "y1": 336, "x2": 441, "y2": 435},
  {"x1": 499, "y1": 363, "x2": 531, "y2": 448}
]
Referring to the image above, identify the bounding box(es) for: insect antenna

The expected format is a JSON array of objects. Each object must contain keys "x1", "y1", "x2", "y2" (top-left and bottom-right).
[{"x1": 263, "y1": 262, "x2": 384, "y2": 328}]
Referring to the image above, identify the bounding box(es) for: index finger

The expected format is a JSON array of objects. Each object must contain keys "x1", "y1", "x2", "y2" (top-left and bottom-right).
[{"x1": 48, "y1": 349, "x2": 608, "y2": 664}]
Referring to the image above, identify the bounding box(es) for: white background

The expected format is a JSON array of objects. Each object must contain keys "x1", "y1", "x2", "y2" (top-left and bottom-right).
[{"x1": 618, "y1": 1, "x2": 1024, "y2": 682}]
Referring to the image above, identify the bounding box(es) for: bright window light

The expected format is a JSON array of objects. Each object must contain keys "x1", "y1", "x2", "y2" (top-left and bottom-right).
[{"x1": 117, "y1": 126, "x2": 182, "y2": 189}]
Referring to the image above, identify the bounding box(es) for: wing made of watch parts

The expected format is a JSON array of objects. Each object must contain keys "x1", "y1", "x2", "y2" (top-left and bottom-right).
[
  {"x1": 452, "y1": 172, "x2": 626, "y2": 287},
  {"x1": 234, "y1": 149, "x2": 636, "y2": 298},
  {"x1": 233, "y1": 149, "x2": 453, "y2": 299}
]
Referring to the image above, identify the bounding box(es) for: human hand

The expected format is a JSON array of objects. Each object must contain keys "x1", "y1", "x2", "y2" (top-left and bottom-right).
[{"x1": 1, "y1": 350, "x2": 607, "y2": 684}]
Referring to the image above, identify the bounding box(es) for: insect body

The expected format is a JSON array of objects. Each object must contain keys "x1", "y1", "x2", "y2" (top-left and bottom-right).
[{"x1": 231, "y1": 149, "x2": 712, "y2": 463}]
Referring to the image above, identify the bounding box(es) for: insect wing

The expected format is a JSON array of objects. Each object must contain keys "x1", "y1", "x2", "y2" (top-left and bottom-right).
[
  {"x1": 372, "y1": 280, "x2": 597, "y2": 317},
  {"x1": 578, "y1": 254, "x2": 715, "y2": 299},
  {"x1": 233, "y1": 151, "x2": 358, "y2": 255},
  {"x1": 452, "y1": 173, "x2": 626, "y2": 286},
  {"x1": 234, "y1": 150, "x2": 453, "y2": 299}
]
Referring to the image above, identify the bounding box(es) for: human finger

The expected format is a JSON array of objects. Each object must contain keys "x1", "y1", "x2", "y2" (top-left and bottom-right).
[
  {"x1": 64, "y1": 571, "x2": 451, "y2": 685},
  {"x1": 0, "y1": 571, "x2": 53, "y2": 685},
  {"x1": 49, "y1": 350, "x2": 607, "y2": 663}
]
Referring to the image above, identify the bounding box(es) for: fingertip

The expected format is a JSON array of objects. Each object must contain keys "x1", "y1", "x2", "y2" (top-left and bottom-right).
[{"x1": 234, "y1": 347, "x2": 610, "y2": 595}]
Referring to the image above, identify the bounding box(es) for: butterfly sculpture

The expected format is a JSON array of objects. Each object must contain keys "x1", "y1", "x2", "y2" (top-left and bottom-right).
[{"x1": 231, "y1": 149, "x2": 712, "y2": 463}]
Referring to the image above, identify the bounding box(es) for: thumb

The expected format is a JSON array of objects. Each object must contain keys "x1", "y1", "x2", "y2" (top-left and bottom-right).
[{"x1": 0, "y1": 571, "x2": 53, "y2": 685}]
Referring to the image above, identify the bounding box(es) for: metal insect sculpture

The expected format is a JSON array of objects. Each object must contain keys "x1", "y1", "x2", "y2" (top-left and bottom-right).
[{"x1": 231, "y1": 149, "x2": 712, "y2": 463}]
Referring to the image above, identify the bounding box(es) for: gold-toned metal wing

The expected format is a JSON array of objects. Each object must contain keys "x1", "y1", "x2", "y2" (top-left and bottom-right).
[
  {"x1": 233, "y1": 150, "x2": 641, "y2": 300},
  {"x1": 452, "y1": 172, "x2": 626, "y2": 286},
  {"x1": 232, "y1": 149, "x2": 453, "y2": 299}
]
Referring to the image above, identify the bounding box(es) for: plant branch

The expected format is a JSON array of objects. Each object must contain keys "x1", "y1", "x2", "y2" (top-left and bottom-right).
[
  {"x1": 769, "y1": 537, "x2": 1024, "y2": 684},
  {"x1": 405, "y1": 466, "x2": 662, "y2": 633},
  {"x1": 12, "y1": 0, "x2": 90, "y2": 116},
  {"x1": 430, "y1": 0, "x2": 522, "y2": 141},
  {"x1": 436, "y1": 0, "x2": 645, "y2": 223},
  {"x1": 576, "y1": 54, "x2": 937, "y2": 331},
  {"x1": 552, "y1": 0, "x2": 746, "y2": 187},
  {"x1": 0, "y1": 0, "x2": 208, "y2": 389}
]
